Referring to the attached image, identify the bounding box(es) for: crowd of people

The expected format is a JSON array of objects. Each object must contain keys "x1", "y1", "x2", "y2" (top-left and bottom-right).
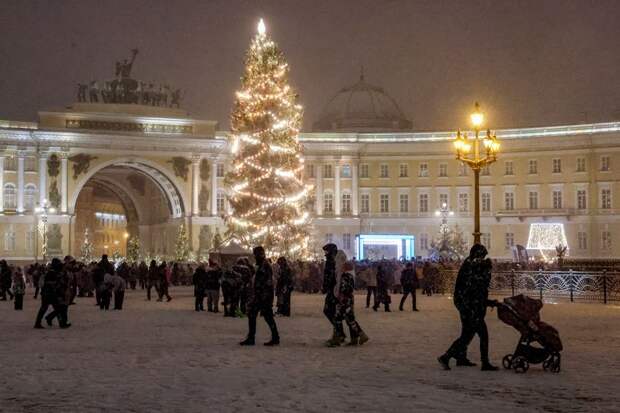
[{"x1": 0, "y1": 243, "x2": 510, "y2": 370}]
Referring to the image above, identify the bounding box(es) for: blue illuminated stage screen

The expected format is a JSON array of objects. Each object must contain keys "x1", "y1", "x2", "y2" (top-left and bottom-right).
[{"x1": 355, "y1": 234, "x2": 415, "y2": 260}]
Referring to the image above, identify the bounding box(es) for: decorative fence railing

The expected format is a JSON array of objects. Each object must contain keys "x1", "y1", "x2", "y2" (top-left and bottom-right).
[{"x1": 437, "y1": 269, "x2": 620, "y2": 304}]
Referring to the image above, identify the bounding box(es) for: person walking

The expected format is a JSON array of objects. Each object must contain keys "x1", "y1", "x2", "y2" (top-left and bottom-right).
[
  {"x1": 34, "y1": 258, "x2": 70, "y2": 329},
  {"x1": 275, "y1": 257, "x2": 293, "y2": 317},
  {"x1": 205, "y1": 260, "x2": 221, "y2": 313},
  {"x1": 157, "y1": 262, "x2": 172, "y2": 302},
  {"x1": 146, "y1": 260, "x2": 159, "y2": 301},
  {"x1": 0, "y1": 260, "x2": 14, "y2": 301},
  {"x1": 332, "y1": 250, "x2": 369, "y2": 347},
  {"x1": 373, "y1": 264, "x2": 391, "y2": 312},
  {"x1": 192, "y1": 264, "x2": 208, "y2": 311},
  {"x1": 438, "y1": 244, "x2": 499, "y2": 371},
  {"x1": 112, "y1": 272, "x2": 126, "y2": 310},
  {"x1": 399, "y1": 262, "x2": 419, "y2": 311},
  {"x1": 240, "y1": 246, "x2": 279, "y2": 346},
  {"x1": 365, "y1": 266, "x2": 377, "y2": 308},
  {"x1": 322, "y1": 243, "x2": 346, "y2": 346},
  {"x1": 12, "y1": 267, "x2": 26, "y2": 310}
]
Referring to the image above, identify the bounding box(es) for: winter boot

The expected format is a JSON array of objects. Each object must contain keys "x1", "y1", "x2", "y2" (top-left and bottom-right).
[
  {"x1": 438, "y1": 355, "x2": 451, "y2": 370},
  {"x1": 456, "y1": 358, "x2": 477, "y2": 367},
  {"x1": 264, "y1": 337, "x2": 280, "y2": 346},
  {"x1": 481, "y1": 361, "x2": 499, "y2": 371},
  {"x1": 357, "y1": 331, "x2": 369, "y2": 346},
  {"x1": 239, "y1": 337, "x2": 255, "y2": 346},
  {"x1": 347, "y1": 336, "x2": 359, "y2": 346}
]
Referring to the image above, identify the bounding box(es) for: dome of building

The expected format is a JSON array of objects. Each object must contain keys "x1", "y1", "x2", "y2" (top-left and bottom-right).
[{"x1": 312, "y1": 73, "x2": 412, "y2": 132}]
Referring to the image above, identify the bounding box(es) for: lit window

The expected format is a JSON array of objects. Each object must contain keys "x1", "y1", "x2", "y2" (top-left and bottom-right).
[
  {"x1": 341, "y1": 164, "x2": 351, "y2": 178},
  {"x1": 439, "y1": 193, "x2": 449, "y2": 209}
]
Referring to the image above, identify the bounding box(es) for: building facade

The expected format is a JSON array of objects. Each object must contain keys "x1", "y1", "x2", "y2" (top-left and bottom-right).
[{"x1": 1, "y1": 79, "x2": 619, "y2": 262}]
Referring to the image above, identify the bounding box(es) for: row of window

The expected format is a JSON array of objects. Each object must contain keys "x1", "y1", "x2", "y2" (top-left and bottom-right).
[
  {"x1": 320, "y1": 188, "x2": 613, "y2": 214},
  {"x1": 321, "y1": 230, "x2": 613, "y2": 254},
  {"x1": 3, "y1": 230, "x2": 36, "y2": 252},
  {"x1": 306, "y1": 156, "x2": 613, "y2": 180},
  {"x1": 1, "y1": 157, "x2": 38, "y2": 172},
  {"x1": 2, "y1": 183, "x2": 38, "y2": 210}
]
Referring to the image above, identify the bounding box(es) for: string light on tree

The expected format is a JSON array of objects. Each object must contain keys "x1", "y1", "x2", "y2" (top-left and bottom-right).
[{"x1": 225, "y1": 18, "x2": 312, "y2": 258}]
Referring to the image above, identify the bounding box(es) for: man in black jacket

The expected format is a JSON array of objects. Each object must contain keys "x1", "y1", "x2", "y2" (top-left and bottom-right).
[
  {"x1": 438, "y1": 244, "x2": 498, "y2": 371},
  {"x1": 275, "y1": 257, "x2": 293, "y2": 317},
  {"x1": 322, "y1": 243, "x2": 345, "y2": 346},
  {"x1": 399, "y1": 261, "x2": 419, "y2": 311},
  {"x1": 205, "y1": 260, "x2": 222, "y2": 312},
  {"x1": 192, "y1": 264, "x2": 208, "y2": 311},
  {"x1": 240, "y1": 246, "x2": 279, "y2": 346}
]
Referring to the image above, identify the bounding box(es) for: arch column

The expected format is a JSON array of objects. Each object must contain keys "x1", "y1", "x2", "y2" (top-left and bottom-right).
[
  {"x1": 60, "y1": 152, "x2": 68, "y2": 213},
  {"x1": 315, "y1": 162, "x2": 323, "y2": 216},
  {"x1": 191, "y1": 155, "x2": 201, "y2": 216},
  {"x1": 352, "y1": 161, "x2": 359, "y2": 216},
  {"x1": 39, "y1": 153, "x2": 48, "y2": 205},
  {"x1": 210, "y1": 160, "x2": 218, "y2": 216},
  {"x1": 16, "y1": 153, "x2": 25, "y2": 213},
  {"x1": 334, "y1": 163, "x2": 341, "y2": 216},
  {"x1": 0, "y1": 154, "x2": 4, "y2": 213}
]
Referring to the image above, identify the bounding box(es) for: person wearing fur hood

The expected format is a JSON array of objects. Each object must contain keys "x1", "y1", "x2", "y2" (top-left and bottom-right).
[{"x1": 330, "y1": 250, "x2": 369, "y2": 347}]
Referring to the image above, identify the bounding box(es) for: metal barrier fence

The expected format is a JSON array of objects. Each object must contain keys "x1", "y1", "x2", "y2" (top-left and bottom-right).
[{"x1": 437, "y1": 269, "x2": 620, "y2": 303}]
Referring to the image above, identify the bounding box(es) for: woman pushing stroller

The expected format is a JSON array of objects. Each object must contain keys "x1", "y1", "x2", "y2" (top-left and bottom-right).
[{"x1": 438, "y1": 244, "x2": 499, "y2": 371}]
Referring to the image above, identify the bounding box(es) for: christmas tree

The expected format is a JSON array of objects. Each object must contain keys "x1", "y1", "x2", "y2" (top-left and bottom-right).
[
  {"x1": 80, "y1": 228, "x2": 94, "y2": 262},
  {"x1": 126, "y1": 235, "x2": 141, "y2": 263},
  {"x1": 226, "y1": 18, "x2": 311, "y2": 258},
  {"x1": 175, "y1": 223, "x2": 190, "y2": 262}
]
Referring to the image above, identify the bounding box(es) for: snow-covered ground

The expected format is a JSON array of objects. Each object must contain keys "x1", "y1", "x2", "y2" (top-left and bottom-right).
[{"x1": 1, "y1": 288, "x2": 619, "y2": 412}]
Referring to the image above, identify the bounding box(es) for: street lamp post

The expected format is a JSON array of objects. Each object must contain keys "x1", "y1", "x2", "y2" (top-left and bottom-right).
[
  {"x1": 35, "y1": 199, "x2": 56, "y2": 262},
  {"x1": 453, "y1": 103, "x2": 500, "y2": 245}
]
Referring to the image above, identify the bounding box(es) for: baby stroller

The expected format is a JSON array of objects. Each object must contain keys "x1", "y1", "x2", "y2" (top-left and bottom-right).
[{"x1": 496, "y1": 294, "x2": 563, "y2": 373}]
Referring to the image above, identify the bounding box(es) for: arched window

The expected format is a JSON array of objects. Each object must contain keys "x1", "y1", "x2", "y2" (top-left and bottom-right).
[
  {"x1": 3, "y1": 183, "x2": 17, "y2": 210},
  {"x1": 24, "y1": 184, "x2": 38, "y2": 211}
]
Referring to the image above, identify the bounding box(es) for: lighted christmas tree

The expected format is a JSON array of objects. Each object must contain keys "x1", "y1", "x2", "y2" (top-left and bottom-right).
[
  {"x1": 126, "y1": 235, "x2": 141, "y2": 263},
  {"x1": 174, "y1": 223, "x2": 190, "y2": 262},
  {"x1": 80, "y1": 228, "x2": 94, "y2": 262},
  {"x1": 226, "y1": 18, "x2": 311, "y2": 258}
]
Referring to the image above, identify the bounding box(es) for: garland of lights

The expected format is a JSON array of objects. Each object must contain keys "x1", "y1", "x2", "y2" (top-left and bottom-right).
[{"x1": 225, "y1": 18, "x2": 312, "y2": 258}]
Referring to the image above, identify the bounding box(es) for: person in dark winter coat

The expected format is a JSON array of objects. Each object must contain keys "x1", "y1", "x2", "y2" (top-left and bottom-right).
[
  {"x1": 240, "y1": 246, "x2": 280, "y2": 346},
  {"x1": 275, "y1": 257, "x2": 293, "y2": 317},
  {"x1": 192, "y1": 264, "x2": 208, "y2": 311},
  {"x1": 0, "y1": 260, "x2": 14, "y2": 301},
  {"x1": 235, "y1": 258, "x2": 253, "y2": 315},
  {"x1": 438, "y1": 244, "x2": 498, "y2": 371},
  {"x1": 322, "y1": 243, "x2": 346, "y2": 346},
  {"x1": 12, "y1": 267, "x2": 26, "y2": 310},
  {"x1": 333, "y1": 251, "x2": 369, "y2": 346},
  {"x1": 222, "y1": 268, "x2": 242, "y2": 317},
  {"x1": 138, "y1": 261, "x2": 148, "y2": 290},
  {"x1": 34, "y1": 258, "x2": 70, "y2": 329},
  {"x1": 399, "y1": 262, "x2": 419, "y2": 311},
  {"x1": 146, "y1": 260, "x2": 159, "y2": 301},
  {"x1": 157, "y1": 262, "x2": 172, "y2": 302},
  {"x1": 205, "y1": 260, "x2": 222, "y2": 312},
  {"x1": 373, "y1": 265, "x2": 391, "y2": 312}
]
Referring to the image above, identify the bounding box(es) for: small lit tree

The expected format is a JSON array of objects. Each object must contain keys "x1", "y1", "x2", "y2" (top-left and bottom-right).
[
  {"x1": 80, "y1": 228, "x2": 94, "y2": 262},
  {"x1": 126, "y1": 235, "x2": 141, "y2": 263},
  {"x1": 175, "y1": 223, "x2": 190, "y2": 262}
]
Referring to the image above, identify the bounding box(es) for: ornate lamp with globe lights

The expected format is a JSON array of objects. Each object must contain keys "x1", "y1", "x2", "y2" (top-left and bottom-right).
[
  {"x1": 35, "y1": 199, "x2": 56, "y2": 262},
  {"x1": 453, "y1": 102, "x2": 500, "y2": 244}
]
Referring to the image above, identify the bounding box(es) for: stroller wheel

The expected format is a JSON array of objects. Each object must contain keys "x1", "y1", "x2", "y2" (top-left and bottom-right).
[
  {"x1": 502, "y1": 354, "x2": 513, "y2": 370},
  {"x1": 512, "y1": 356, "x2": 529, "y2": 373}
]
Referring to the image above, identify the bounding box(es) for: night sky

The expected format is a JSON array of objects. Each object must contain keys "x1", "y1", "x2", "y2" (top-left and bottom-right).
[{"x1": 1, "y1": 0, "x2": 619, "y2": 131}]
